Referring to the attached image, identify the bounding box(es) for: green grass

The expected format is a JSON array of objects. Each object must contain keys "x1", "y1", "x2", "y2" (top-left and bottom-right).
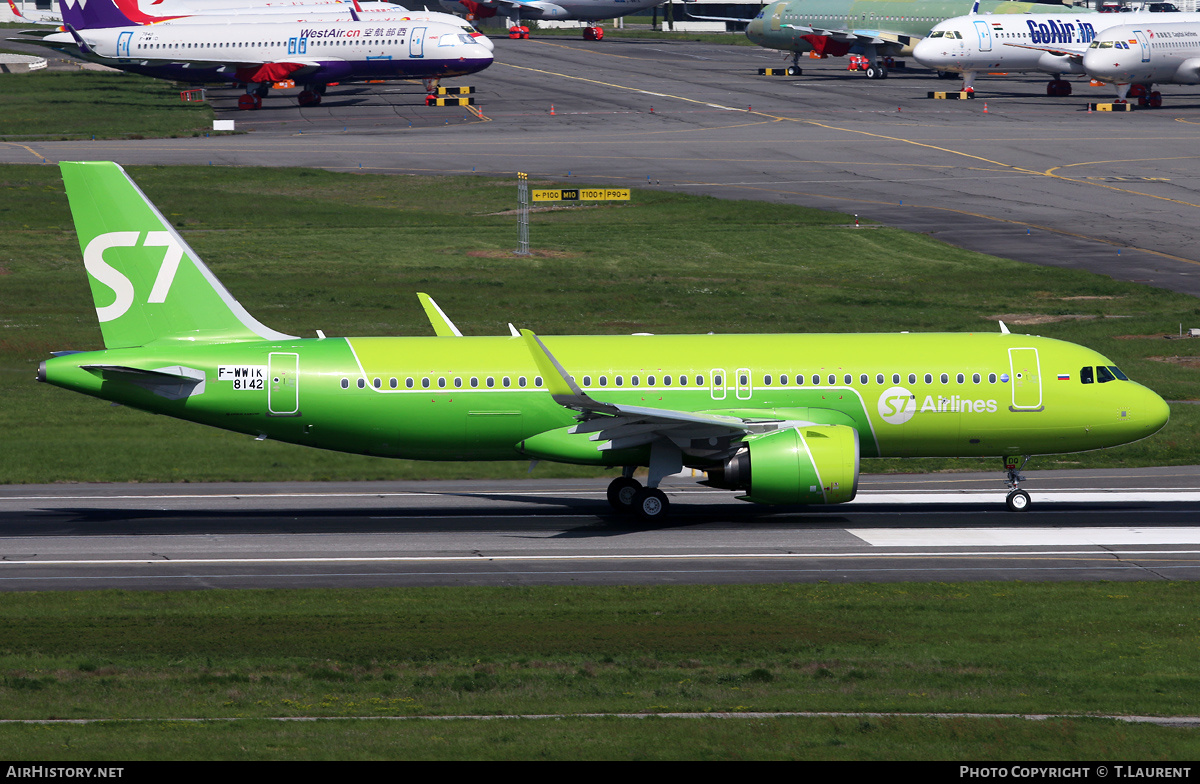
[
  {"x1": 2, "y1": 584, "x2": 1200, "y2": 759},
  {"x1": 0, "y1": 60, "x2": 215, "y2": 140},
  {"x1": 2, "y1": 163, "x2": 1199, "y2": 482},
  {"x1": 4, "y1": 716, "x2": 1198, "y2": 760}
]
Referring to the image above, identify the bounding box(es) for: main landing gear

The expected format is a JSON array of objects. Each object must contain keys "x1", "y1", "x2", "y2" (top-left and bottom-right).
[
  {"x1": 607, "y1": 474, "x2": 670, "y2": 522},
  {"x1": 1130, "y1": 83, "x2": 1163, "y2": 108},
  {"x1": 1004, "y1": 455, "x2": 1031, "y2": 512},
  {"x1": 1047, "y1": 78, "x2": 1072, "y2": 97},
  {"x1": 236, "y1": 82, "x2": 270, "y2": 110}
]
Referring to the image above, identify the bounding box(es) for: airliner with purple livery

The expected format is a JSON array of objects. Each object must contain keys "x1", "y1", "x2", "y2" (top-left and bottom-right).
[{"x1": 11, "y1": 0, "x2": 492, "y2": 108}]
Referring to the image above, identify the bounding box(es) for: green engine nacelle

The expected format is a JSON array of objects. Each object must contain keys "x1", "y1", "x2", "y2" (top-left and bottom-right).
[{"x1": 709, "y1": 425, "x2": 860, "y2": 505}]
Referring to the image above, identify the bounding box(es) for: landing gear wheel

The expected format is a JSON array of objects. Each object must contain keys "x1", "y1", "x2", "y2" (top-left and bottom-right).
[
  {"x1": 253, "y1": 82, "x2": 270, "y2": 99},
  {"x1": 1005, "y1": 489, "x2": 1031, "y2": 512},
  {"x1": 298, "y1": 90, "x2": 322, "y2": 107},
  {"x1": 786, "y1": 65, "x2": 801, "y2": 76},
  {"x1": 607, "y1": 476, "x2": 642, "y2": 513},
  {"x1": 1047, "y1": 80, "x2": 1071, "y2": 97},
  {"x1": 865, "y1": 65, "x2": 878, "y2": 79},
  {"x1": 631, "y1": 487, "x2": 669, "y2": 523}
]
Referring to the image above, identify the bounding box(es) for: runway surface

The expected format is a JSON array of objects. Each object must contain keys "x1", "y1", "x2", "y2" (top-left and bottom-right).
[
  {"x1": 4, "y1": 467, "x2": 1200, "y2": 590},
  {"x1": 4, "y1": 36, "x2": 1200, "y2": 296}
]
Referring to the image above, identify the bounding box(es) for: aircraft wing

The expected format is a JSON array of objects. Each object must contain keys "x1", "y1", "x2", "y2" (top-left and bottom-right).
[
  {"x1": 521, "y1": 329, "x2": 818, "y2": 458},
  {"x1": 1003, "y1": 41, "x2": 1090, "y2": 60},
  {"x1": 777, "y1": 23, "x2": 913, "y2": 48},
  {"x1": 18, "y1": 29, "x2": 327, "y2": 75},
  {"x1": 780, "y1": 23, "x2": 865, "y2": 43}
]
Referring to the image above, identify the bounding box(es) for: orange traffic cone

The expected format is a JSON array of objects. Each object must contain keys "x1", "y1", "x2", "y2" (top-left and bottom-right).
[
  {"x1": 983, "y1": 102, "x2": 989, "y2": 113},
  {"x1": 549, "y1": 104, "x2": 556, "y2": 115}
]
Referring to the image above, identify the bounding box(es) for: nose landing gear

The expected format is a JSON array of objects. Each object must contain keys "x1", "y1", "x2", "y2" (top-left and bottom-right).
[{"x1": 1004, "y1": 455, "x2": 1031, "y2": 511}]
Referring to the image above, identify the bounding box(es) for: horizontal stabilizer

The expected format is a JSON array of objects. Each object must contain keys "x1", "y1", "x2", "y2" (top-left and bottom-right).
[{"x1": 82, "y1": 364, "x2": 206, "y2": 400}]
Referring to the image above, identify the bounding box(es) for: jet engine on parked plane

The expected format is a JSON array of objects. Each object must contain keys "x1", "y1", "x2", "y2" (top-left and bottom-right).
[{"x1": 704, "y1": 424, "x2": 860, "y2": 505}]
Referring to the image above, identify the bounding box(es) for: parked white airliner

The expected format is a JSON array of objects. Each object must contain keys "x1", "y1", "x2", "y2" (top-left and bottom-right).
[
  {"x1": 1083, "y1": 20, "x2": 1200, "y2": 105},
  {"x1": 13, "y1": 0, "x2": 492, "y2": 109},
  {"x1": 912, "y1": 7, "x2": 1200, "y2": 95},
  {"x1": 103, "y1": 0, "x2": 493, "y2": 51}
]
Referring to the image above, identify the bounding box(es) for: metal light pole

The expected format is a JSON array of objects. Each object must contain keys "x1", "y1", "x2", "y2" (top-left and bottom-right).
[{"x1": 516, "y1": 172, "x2": 530, "y2": 256}]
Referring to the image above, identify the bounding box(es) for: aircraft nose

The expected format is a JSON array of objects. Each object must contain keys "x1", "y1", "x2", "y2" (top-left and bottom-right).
[
  {"x1": 912, "y1": 38, "x2": 937, "y2": 67},
  {"x1": 1118, "y1": 383, "x2": 1171, "y2": 443},
  {"x1": 1083, "y1": 48, "x2": 1123, "y2": 80},
  {"x1": 1143, "y1": 386, "x2": 1171, "y2": 436},
  {"x1": 746, "y1": 16, "x2": 763, "y2": 41}
]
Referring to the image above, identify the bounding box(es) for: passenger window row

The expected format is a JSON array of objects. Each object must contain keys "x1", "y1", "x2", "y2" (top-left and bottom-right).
[
  {"x1": 337, "y1": 370, "x2": 1015, "y2": 391},
  {"x1": 341, "y1": 375, "x2": 545, "y2": 390}
]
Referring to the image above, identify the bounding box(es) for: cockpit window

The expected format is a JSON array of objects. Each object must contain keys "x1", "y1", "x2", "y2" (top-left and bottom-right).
[
  {"x1": 928, "y1": 30, "x2": 945, "y2": 38},
  {"x1": 1080, "y1": 366, "x2": 1094, "y2": 384},
  {"x1": 1109, "y1": 365, "x2": 1129, "y2": 380},
  {"x1": 1097, "y1": 365, "x2": 1116, "y2": 383},
  {"x1": 1098, "y1": 41, "x2": 1115, "y2": 49}
]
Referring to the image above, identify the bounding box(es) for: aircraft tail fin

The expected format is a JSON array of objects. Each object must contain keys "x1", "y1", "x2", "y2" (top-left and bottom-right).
[
  {"x1": 60, "y1": 161, "x2": 296, "y2": 349},
  {"x1": 58, "y1": 0, "x2": 138, "y2": 29}
]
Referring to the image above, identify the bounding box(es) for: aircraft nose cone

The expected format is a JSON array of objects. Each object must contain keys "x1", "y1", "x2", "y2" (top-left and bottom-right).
[
  {"x1": 1083, "y1": 49, "x2": 1122, "y2": 79},
  {"x1": 1144, "y1": 387, "x2": 1171, "y2": 436},
  {"x1": 912, "y1": 38, "x2": 937, "y2": 67},
  {"x1": 746, "y1": 17, "x2": 763, "y2": 42}
]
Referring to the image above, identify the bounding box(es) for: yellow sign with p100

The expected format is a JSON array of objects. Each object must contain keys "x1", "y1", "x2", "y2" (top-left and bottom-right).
[{"x1": 532, "y1": 189, "x2": 631, "y2": 202}]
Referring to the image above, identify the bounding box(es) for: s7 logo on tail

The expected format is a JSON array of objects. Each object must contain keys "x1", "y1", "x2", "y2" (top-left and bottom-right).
[{"x1": 83, "y1": 231, "x2": 184, "y2": 322}]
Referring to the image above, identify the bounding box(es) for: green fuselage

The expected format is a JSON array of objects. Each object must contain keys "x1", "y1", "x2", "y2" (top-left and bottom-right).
[
  {"x1": 41, "y1": 331, "x2": 1168, "y2": 467},
  {"x1": 747, "y1": 0, "x2": 1085, "y2": 56}
]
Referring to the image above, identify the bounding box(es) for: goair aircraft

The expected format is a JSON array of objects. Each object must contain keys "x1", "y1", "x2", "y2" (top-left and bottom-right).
[
  {"x1": 38, "y1": 162, "x2": 1170, "y2": 521},
  {"x1": 745, "y1": 0, "x2": 1088, "y2": 78},
  {"x1": 912, "y1": 8, "x2": 1198, "y2": 95},
  {"x1": 12, "y1": 0, "x2": 492, "y2": 108}
]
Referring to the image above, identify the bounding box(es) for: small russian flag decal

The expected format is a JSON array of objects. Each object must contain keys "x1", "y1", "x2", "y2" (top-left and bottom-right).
[{"x1": 1058, "y1": 373, "x2": 1070, "y2": 381}]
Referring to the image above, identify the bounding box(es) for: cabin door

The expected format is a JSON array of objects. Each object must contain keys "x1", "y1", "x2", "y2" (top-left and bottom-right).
[
  {"x1": 410, "y1": 27, "x2": 426, "y2": 58},
  {"x1": 972, "y1": 20, "x2": 992, "y2": 52},
  {"x1": 268, "y1": 352, "x2": 300, "y2": 416},
  {"x1": 1008, "y1": 348, "x2": 1043, "y2": 412},
  {"x1": 710, "y1": 368, "x2": 727, "y2": 401},
  {"x1": 1133, "y1": 30, "x2": 1151, "y2": 63}
]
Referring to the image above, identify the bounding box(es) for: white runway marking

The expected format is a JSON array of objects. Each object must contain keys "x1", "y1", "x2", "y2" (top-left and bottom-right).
[
  {"x1": 849, "y1": 527, "x2": 1200, "y2": 547},
  {"x1": 851, "y1": 491, "x2": 1200, "y2": 504}
]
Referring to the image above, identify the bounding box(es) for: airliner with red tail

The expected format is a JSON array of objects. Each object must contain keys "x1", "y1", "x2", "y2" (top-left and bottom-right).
[{"x1": 11, "y1": 0, "x2": 492, "y2": 108}]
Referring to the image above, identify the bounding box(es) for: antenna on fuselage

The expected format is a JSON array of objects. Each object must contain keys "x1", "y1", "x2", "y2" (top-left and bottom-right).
[{"x1": 998, "y1": 320, "x2": 1010, "y2": 334}]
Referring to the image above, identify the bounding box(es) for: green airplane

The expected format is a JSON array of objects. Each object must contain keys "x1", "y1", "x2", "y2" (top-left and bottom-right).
[
  {"x1": 745, "y1": 0, "x2": 1088, "y2": 78},
  {"x1": 39, "y1": 161, "x2": 1168, "y2": 520}
]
